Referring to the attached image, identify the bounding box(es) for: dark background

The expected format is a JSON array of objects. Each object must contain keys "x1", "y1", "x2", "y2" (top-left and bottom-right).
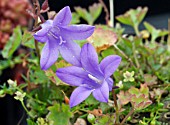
[{"x1": 0, "y1": 0, "x2": 170, "y2": 125}]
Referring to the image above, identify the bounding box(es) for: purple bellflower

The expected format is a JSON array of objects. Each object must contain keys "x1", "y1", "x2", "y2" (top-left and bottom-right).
[
  {"x1": 56, "y1": 43, "x2": 121, "y2": 107},
  {"x1": 33, "y1": 6, "x2": 95, "y2": 70}
]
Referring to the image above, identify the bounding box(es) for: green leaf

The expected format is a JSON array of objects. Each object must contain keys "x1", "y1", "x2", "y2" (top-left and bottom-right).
[
  {"x1": 136, "y1": 7, "x2": 148, "y2": 24},
  {"x1": 74, "y1": 7, "x2": 92, "y2": 24},
  {"x1": 47, "y1": 103, "x2": 72, "y2": 125},
  {"x1": 74, "y1": 3, "x2": 102, "y2": 25},
  {"x1": 89, "y1": 3, "x2": 102, "y2": 23},
  {"x1": 144, "y1": 22, "x2": 169, "y2": 43},
  {"x1": 116, "y1": 7, "x2": 148, "y2": 27},
  {"x1": 71, "y1": 12, "x2": 80, "y2": 24},
  {"x1": 85, "y1": 94, "x2": 99, "y2": 105},
  {"x1": 22, "y1": 30, "x2": 35, "y2": 49},
  {"x1": 27, "y1": 119, "x2": 37, "y2": 125},
  {"x1": 94, "y1": 115, "x2": 114, "y2": 125},
  {"x1": 2, "y1": 26, "x2": 22, "y2": 58},
  {"x1": 116, "y1": 15, "x2": 133, "y2": 26}
]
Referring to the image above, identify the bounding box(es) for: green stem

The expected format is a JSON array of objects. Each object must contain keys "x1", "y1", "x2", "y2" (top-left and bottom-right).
[
  {"x1": 16, "y1": 87, "x2": 46, "y2": 105},
  {"x1": 132, "y1": 42, "x2": 144, "y2": 78},
  {"x1": 34, "y1": 40, "x2": 40, "y2": 61},
  {"x1": 134, "y1": 25, "x2": 140, "y2": 36},
  {"x1": 21, "y1": 101, "x2": 30, "y2": 116},
  {"x1": 113, "y1": 44, "x2": 135, "y2": 67},
  {"x1": 112, "y1": 89, "x2": 119, "y2": 124}
]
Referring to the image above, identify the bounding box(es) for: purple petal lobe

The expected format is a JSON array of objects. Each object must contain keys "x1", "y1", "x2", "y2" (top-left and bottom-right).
[
  {"x1": 41, "y1": 20, "x2": 53, "y2": 28},
  {"x1": 53, "y1": 6, "x2": 72, "y2": 26},
  {"x1": 70, "y1": 86, "x2": 93, "y2": 107},
  {"x1": 81, "y1": 43, "x2": 102, "y2": 77},
  {"x1": 56, "y1": 66, "x2": 88, "y2": 86},
  {"x1": 59, "y1": 40, "x2": 81, "y2": 66},
  {"x1": 92, "y1": 80, "x2": 109, "y2": 103},
  {"x1": 34, "y1": 20, "x2": 53, "y2": 42},
  {"x1": 99, "y1": 55, "x2": 121, "y2": 78},
  {"x1": 106, "y1": 77, "x2": 113, "y2": 91},
  {"x1": 40, "y1": 37, "x2": 59, "y2": 70},
  {"x1": 33, "y1": 34, "x2": 48, "y2": 43},
  {"x1": 60, "y1": 25, "x2": 95, "y2": 40}
]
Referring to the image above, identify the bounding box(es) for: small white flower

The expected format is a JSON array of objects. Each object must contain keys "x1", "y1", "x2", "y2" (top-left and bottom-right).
[
  {"x1": 123, "y1": 71, "x2": 135, "y2": 82},
  {"x1": 116, "y1": 81, "x2": 123, "y2": 89},
  {"x1": 14, "y1": 91, "x2": 26, "y2": 102}
]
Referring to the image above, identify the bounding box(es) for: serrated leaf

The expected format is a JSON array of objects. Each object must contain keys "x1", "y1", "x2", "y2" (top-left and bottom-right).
[
  {"x1": 144, "y1": 22, "x2": 169, "y2": 42},
  {"x1": 128, "y1": 87, "x2": 139, "y2": 95},
  {"x1": 74, "y1": 7, "x2": 92, "y2": 24},
  {"x1": 71, "y1": 12, "x2": 80, "y2": 24},
  {"x1": 2, "y1": 26, "x2": 22, "y2": 58},
  {"x1": 89, "y1": 3, "x2": 102, "y2": 23},
  {"x1": 140, "y1": 84, "x2": 149, "y2": 97},
  {"x1": 47, "y1": 103, "x2": 72, "y2": 125},
  {"x1": 116, "y1": 15, "x2": 132, "y2": 26},
  {"x1": 22, "y1": 31, "x2": 35, "y2": 49},
  {"x1": 116, "y1": 7, "x2": 148, "y2": 27},
  {"x1": 136, "y1": 7, "x2": 148, "y2": 24},
  {"x1": 87, "y1": 25, "x2": 117, "y2": 52},
  {"x1": 117, "y1": 91, "x2": 131, "y2": 105},
  {"x1": 75, "y1": 3, "x2": 102, "y2": 25}
]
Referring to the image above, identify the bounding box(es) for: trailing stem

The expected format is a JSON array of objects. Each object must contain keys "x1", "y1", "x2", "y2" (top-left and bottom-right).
[
  {"x1": 132, "y1": 42, "x2": 144, "y2": 78},
  {"x1": 98, "y1": 0, "x2": 110, "y2": 25},
  {"x1": 112, "y1": 89, "x2": 119, "y2": 124},
  {"x1": 120, "y1": 108, "x2": 134, "y2": 125},
  {"x1": 113, "y1": 44, "x2": 135, "y2": 67}
]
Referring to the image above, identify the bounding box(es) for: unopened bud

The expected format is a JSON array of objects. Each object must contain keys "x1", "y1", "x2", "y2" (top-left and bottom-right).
[
  {"x1": 7, "y1": 79, "x2": 17, "y2": 87},
  {"x1": 87, "y1": 113, "x2": 95, "y2": 124}
]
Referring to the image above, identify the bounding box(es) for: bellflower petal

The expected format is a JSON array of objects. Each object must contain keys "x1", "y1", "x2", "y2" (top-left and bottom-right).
[
  {"x1": 56, "y1": 43, "x2": 121, "y2": 107},
  {"x1": 53, "y1": 6, "x2": 72, "y2": 26},
  {"x1": 70, "y1": 86, "x2": 93, "y2": 107},
  {"x1": 40, "y1": 38, "x2": 59, "y2": 70},
  {"x1": 33, "y1": 35, "x2": 48, "y2": 43},
  {"x1": 81, "y1": 43, "x2": 102, "y2": 77},
  {"x1": 34, "y1": 6, "x2": 95, "y2": 70},
  {"x1": 60, "y1": 25, "x2": 95, "y2": 40},
  {"x1": 59, "y1": 40, "x2": 81, "y2": 66},
  {"x1": 92, "y1": 81, "x2": 109, "y2": 102},
  {"x1": 99, "y1": 55, "x2": 121, "y2": 78},
  {"x1": 106, "y1": 78, "x2": 113, "y2": 91},
  {"x1": 56, "y1": 66, "x2": 88, "y2": 86}
]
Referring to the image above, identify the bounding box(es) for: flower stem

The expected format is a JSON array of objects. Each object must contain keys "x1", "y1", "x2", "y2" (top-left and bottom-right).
[
  {"x1": 132, "y1": 42, "x2": 144, "y2": 78},
  {"x1": 113, "y1": 44, "x2": 135, "y2": 67},
  {"x1": 34, "y1": 40, "x2": 40, "y2": 61},
  {"x1": 112, "y1": 89, "x2": 119, "y2": 124},
  {"x1": 134, "y1": 25, "x2": 140, "y2": 36},
  {"x1": 21, "y1": 101, "x2": 30, "y2": 116},
  {"x1": 120, "y1": 108, "x2": 134, "y2": 125}
]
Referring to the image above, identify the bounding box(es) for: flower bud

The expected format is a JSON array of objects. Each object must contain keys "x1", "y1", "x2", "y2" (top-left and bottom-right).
[
  {"x1": 7, "y1": 79, "x2": 17, "y2": 87},
  {"x1": 87, "y1": 113, "x2": 95, "y2": 124}
]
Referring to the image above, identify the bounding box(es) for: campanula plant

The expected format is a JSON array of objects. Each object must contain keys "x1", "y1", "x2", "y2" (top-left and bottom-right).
[
  {"x1": 34, "y1": 6, "x2": 95, "y2": 70},
  {"x1": 1, "y1": 0, "x2": 170, "y2": 124},
  {"x1": 56, "y1": 43, "x2": 121, "y2": 107}
]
